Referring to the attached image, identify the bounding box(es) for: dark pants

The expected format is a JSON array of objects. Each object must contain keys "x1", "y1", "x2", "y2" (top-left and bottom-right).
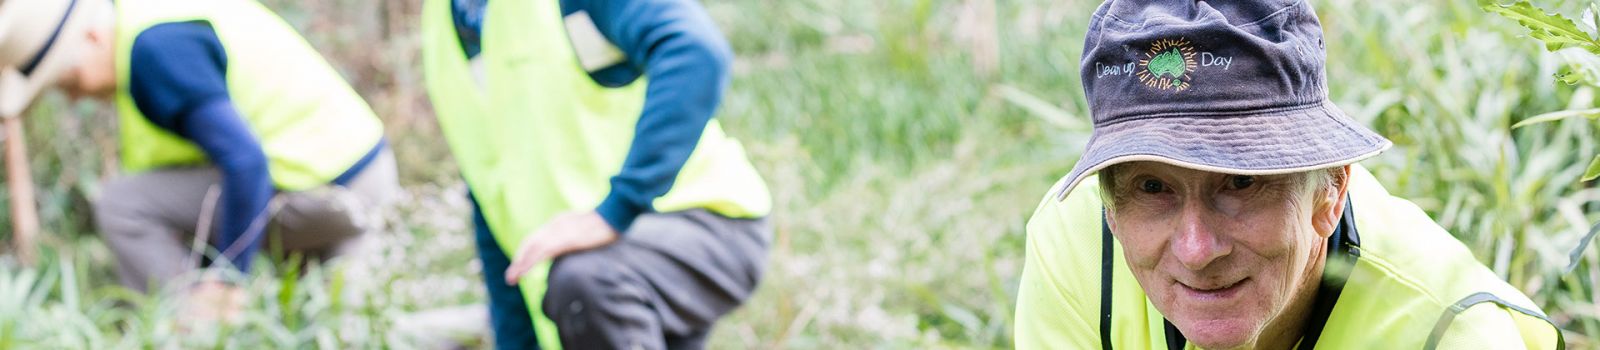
[
  {"x1": 473, "y1": 198, "x2": 770, "y2": 350},
  {"x1": 96, "y1": 150, "x2": 398, "y2": 293},
  {"x1": 474, "y1": 202, "x2": 540, "y2": 349}
]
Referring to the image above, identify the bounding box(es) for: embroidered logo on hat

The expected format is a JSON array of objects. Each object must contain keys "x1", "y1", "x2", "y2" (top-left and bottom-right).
[{"x1": 1136, "y1": 38, "x2": 1197, "y2": 92}]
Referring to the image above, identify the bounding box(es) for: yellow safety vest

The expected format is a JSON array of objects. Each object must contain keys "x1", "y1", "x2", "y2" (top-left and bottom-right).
[
  {"x1": 1015, "y1": 164, "x2": 1564, "y2": 349},
  {"x1": 113, "y1": 0, "x2": 384, "y2": 191},
  {"x1": 419, "y1": 0, "x2": 772, "y2": 347}
]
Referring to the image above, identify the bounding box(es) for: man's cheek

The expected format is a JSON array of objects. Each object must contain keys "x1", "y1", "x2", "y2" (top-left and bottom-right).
[
  {"x1": 1114, "y1": 226, "x2": 1167, "y2": 269},
  {"x1": 1214, "y1": 195, "x2": 1245, "y2": 215},
  {"x1": 1224, "y1": 212, "x2": 1290, "y2": 254}
]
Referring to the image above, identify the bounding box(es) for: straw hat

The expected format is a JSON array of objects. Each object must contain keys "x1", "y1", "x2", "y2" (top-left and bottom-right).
[{"x1": 0, "y1": 0, "x2": 104, "y2": 118}]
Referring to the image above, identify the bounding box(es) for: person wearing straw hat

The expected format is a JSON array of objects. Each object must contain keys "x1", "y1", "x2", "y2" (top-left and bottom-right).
[
  {"x1": 0, "y1": 0, "x2": 397, "y2": 319},
  {"x1": 420, "y1": 0, "x2": 773, "y2": 348},
  {"x1": 1014, "y1": 0, "x2": 1563, "y2": 349}
]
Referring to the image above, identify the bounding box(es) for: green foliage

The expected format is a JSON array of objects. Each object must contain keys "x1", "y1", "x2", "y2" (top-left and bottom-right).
[
  {"x1": 1484, "y1": 1, "x2": 1600, "y2": 315},
  {"x1": 1485, "y1": 0, "x2": 1600, "y2": 181},
  {"x1": 3, "y1": 0, "x2": 1600, "y2": 348},
  {"x1": 1482, "y1": 0, "x2": 1600, "y2": 53},
  {"x1": 1589, "y1": 155, "x2": 1600, "y2": 181},
  {"x1": 1511, "y1": 108, "x2": 1600, "y2": 129}
]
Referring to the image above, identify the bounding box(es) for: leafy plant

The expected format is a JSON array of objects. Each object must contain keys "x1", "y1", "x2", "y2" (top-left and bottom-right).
[{"x1": 1484, "y1": 0, "x2": 1600, "y2": 181}]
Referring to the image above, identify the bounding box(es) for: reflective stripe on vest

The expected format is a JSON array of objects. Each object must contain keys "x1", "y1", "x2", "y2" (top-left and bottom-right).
[
  {"x1": 1426, "y1": 292, "x2": 1566, "y2": 350},
  {"x1": 112, "y1": 0, "x2": 383, "y2": 191},
  {"x1": 419, "y1": 0, "x2": 772, "y2": 347}
]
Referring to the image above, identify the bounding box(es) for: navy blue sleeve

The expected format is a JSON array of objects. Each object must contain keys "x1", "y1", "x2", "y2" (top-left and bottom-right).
[
  {"x1": 130, "y1": 23, "x2": 273, "y2": 272},
  {"x1": 565, "y1": 0, "x2": 735, "y2": 233},
  {"x1": 451, "y1": 0, "x2": 487, "y2": 59},
  {"x1": 129, "y1": 23, "x2": 229, "y2": 131},
  {"x1": 182, "y1": 101, "x2": 273, "y2": 272}
]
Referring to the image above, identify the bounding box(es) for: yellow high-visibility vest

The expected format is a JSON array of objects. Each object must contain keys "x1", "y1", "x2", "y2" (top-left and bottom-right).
[
  {"x1": 113, "y1": 0, "x2": 383, "y2": 190},
  {"x1": 419, "y1": 0, "x2": 772, "y2": 347}
]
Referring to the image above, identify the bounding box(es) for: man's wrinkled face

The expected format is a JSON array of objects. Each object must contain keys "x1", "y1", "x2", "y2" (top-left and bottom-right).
[{"x1": 1102, "y1": 162, "x2": 1342, "y2": 349}]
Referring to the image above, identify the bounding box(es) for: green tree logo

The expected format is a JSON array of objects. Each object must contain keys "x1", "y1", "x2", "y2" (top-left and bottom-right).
[{"x1": 1136, "y1": 38, "x2": 1198, "y2": 92}]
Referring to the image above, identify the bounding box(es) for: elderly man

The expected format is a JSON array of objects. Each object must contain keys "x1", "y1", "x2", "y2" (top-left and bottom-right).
[{"x1": 1014, "y1": 0, "x2": 1564, "y2": 349}]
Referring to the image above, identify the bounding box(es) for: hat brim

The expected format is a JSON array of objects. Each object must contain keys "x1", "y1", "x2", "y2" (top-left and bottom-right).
[
  {"x1": 1053, "y1": 101, "x2": 1392, "y2": 200},
  {"x1": 0, "y1": 0, "x2": 96, "y2": 119},
  {"x1": 0, "y1": 66, "x2": 50, "y2": 118}
]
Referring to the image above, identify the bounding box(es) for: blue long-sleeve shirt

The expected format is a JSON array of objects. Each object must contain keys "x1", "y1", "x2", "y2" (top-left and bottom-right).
[
  {"x1": 130, "y1": 23, "x2": 272, "y2": 272},
  {"x1": 451, "y1": 0, "x2": 734, "y2": 233},
  {"x1": 129, "y1": 23, "x2": 381, "y2": 273}
]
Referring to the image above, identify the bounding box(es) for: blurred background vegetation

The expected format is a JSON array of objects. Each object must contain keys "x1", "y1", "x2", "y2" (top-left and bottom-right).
[{"x1": 2, "y1": 0, "x2": 1600, "y2": 348}]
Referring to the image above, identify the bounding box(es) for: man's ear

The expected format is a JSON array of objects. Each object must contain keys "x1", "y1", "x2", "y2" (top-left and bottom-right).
[{"x1": 1311, "y1": 165, "x2": 1352, "y2": 238}]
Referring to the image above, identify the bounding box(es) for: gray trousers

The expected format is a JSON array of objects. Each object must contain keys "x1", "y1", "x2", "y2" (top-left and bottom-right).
[
  {"x1": 93, "y1": 150, "x2": 398, "y2": 293},
  {"x1": 542, "y1": 209, "x2": 771, "y2": 350}
]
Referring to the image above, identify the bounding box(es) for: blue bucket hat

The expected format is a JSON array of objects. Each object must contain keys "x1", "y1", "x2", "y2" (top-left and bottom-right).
[{"x1": 1054, "y1": 0, "x2": 1392, "y2": 199}]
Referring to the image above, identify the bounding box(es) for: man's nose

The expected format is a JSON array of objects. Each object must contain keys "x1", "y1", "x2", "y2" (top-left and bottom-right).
[{"x1": 1172, "y1": 201, "x2": 1230, "y2": 271}]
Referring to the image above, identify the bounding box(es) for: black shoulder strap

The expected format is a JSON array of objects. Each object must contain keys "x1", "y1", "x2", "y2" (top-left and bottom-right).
[
  {"x1": 1099, "y1": 210, "x2": 1115, "y2": 350},
  {"x1": 1101, "y1": 212, "x2": 1185, "y2": 350},
  {"x1": 1104, "y1": 197, "x2": 1362, "y2": 350},
  {"x1": 1162, "y1": 319, "x2": 1185, "y2": 350},
  {"x1": 1293, "y1": 198, "x2": 1362, "y2": 349}
]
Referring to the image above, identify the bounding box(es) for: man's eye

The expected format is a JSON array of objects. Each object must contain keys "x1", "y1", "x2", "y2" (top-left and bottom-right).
[
  {"x1": 1139, "y1": 179, "x2": 1166, "y2": 193},
  {"x1": 1228, "y1": 175, "x2": 1255, "y2": 190}
]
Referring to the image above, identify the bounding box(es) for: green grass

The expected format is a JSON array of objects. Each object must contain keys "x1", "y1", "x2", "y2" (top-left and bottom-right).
[{"x1": 3, "y1": 0, "x2": 1600, "y2": 348}]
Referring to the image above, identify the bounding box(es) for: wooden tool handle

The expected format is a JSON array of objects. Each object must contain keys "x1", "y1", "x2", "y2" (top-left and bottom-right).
[{"x1": 3, "y1": 116, "x2": 40, "y2": 266}]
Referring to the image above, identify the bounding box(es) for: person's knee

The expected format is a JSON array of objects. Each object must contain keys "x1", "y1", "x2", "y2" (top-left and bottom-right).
[
  {"x1": 546, "y1": 251, "x2": 614, "y2": 295},
  {"x1": 92, "y1": 178, "x2": 149, "y2": 233},
  {"x1": 543, "y1": 250, "x2": 627, "y2": 319}
]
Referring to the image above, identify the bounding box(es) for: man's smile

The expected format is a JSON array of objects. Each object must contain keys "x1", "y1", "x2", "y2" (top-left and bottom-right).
[{"x1": 1177, "y1": 277, "x2": 1249, "y2": 302}]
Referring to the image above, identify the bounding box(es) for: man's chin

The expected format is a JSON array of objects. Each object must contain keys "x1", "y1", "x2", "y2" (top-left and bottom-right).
[{"x1": 1172, "y1": 317, "x2": 1259, "y2": 350}]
